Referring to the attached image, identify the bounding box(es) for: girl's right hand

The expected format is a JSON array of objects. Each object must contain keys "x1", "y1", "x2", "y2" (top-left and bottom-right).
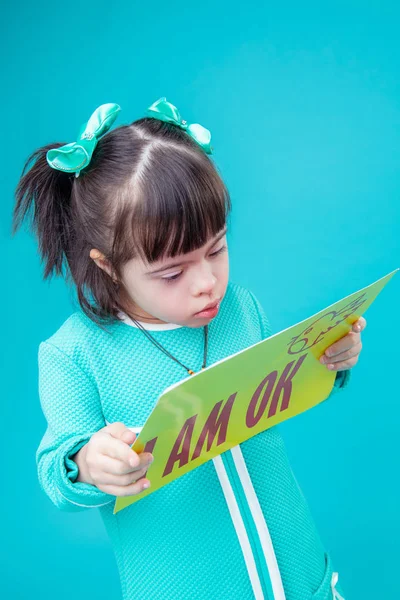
[{"x1": 74, "y1": 422, "x2": 154, "y2": 497}]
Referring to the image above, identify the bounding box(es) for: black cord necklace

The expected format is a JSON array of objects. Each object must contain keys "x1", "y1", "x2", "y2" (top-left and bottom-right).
[{"x1": 130, "y1": 318, "x2": 209, "y2": 376}]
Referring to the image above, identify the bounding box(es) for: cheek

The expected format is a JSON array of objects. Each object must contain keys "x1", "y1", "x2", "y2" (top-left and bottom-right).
[
  {"x1": 122, "y1": 272, "x2": 155, "y2": 306},
  {"x1": 123, "y1": 278, "x2": 143, "y2": 301},
  {"x1": 217, "y1": 254, "x2": 229, "y2": 279},
  {"x1": 151, "y1": 285, "x2": 185, "y2": 318},
  {"x1": 149, "y1": 282, "x2": 182, "y2": 305}
]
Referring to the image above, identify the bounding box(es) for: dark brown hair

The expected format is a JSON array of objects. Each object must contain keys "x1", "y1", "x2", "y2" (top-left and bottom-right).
[{"x1": 11, "y1": 115, "x2": 232, "y2": 330}]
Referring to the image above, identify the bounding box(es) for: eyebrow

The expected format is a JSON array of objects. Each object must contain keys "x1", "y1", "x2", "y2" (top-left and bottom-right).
[{"x1": 145, "y1": 226, "x2": 228, "y2": 276}]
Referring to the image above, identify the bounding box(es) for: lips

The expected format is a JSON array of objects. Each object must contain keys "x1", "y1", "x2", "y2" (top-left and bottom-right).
[{"x1": 196, "y1": 299, "x2": 220, "y2": 314}]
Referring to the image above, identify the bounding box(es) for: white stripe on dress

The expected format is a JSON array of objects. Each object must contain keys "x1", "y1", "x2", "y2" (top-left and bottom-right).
[
  {"x1": 213, "y1": 455, "x2": 265, "y2": 599},
  {"x1": 230, "y1": 445, "x2": 286, "y2": 600}
]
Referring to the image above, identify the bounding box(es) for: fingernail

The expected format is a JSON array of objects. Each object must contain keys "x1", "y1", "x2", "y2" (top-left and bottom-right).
[{"x1": 143, "y1": 482, "x2": 150, "y2": 489}]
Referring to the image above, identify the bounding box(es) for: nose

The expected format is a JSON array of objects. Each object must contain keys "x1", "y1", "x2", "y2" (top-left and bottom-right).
[{"x1": 191, "y1": 263, "x2": 217, "y2": 296}]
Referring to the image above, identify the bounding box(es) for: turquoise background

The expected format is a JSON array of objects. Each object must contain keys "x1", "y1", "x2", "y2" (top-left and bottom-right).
[{"x1": 1, "y1": 1, "x2": 399, "y2": 598}]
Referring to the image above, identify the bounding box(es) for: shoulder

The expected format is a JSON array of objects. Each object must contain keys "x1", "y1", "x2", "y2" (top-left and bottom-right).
[
  {"x1": 38, "y1": 309, "x2": 117, "y2": 366},
  {"x1": 222, "y1": 281, "x2": 272, "y2": 340},
  {"x1": 224, "y1": 280, "x2": 267, "y2": 315}
]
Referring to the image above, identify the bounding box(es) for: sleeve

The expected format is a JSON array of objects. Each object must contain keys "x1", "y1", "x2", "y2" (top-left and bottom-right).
[
  {"x1": 248, "y1": 289, "x2": 352, "y2": 398},
  {"x1": 36, "y1": 341, "x2": 115, "y2": 512},
  {"x1": 329, "y1": 367, "x2": 351, "y2": 394}
]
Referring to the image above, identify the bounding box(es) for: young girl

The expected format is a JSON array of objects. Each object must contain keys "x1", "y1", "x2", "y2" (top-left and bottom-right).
[{"x1": 12, "y1": 98, "x2": 363, "y2": 600}]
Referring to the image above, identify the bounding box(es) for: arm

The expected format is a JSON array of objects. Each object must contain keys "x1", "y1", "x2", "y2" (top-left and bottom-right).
[{"x1": 36, "y1": 341, "x2": 115, "y2": 512}]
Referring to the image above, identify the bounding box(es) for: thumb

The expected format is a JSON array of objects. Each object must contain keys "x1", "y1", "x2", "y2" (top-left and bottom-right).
[
  {"x1": 352, "y1": 316, "x2": 366, "y2": 333},
  {"x1": 121, "y1": 429, "x2": 137, "y2": 445},
  {"x1": 105, "y1": 421, "x2": 137, "y2": 445}
]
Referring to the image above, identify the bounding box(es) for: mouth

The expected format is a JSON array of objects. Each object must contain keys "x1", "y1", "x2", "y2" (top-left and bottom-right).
[
  {"x1": 196, "y1": 299, "x2": 220, "y2": 314},
  {"x1": 194, "y1": 299, "x2": 221, "y2": 317}
]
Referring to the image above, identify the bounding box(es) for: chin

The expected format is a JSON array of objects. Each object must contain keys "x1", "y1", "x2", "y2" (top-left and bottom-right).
[
  {"x1": 187, "y1": 315, "x2": 217, "y2": 328},
  {"x1": 186, "y1": 321, "x2": 207, "y2": 328}
]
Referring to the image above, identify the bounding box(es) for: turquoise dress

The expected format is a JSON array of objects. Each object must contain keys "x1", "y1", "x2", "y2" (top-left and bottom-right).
[{"x1": 36, "y1": 281, "x2": 350, "y2": 600}]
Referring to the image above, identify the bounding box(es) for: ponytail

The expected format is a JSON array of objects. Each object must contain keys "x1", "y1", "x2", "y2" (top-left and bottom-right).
[{"x1": 12, "y1": 143, "x2": 75, "y2": 280}]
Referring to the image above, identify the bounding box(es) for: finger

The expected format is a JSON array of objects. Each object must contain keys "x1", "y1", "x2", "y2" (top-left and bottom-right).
[
  {"x1": 99, "y1": 477, "x2": 151, "y2": 497},
  {"x1": 120, "y1": 429, "x2": 137, "y2": 445},
  {"x1": 99, "y1": 454, "x2": 131, "y2": 475},
  {"x1": 104, "y1": 422, "x2": 138, "y2": 447},
  {"x1": 325, "y1": 355, "x2": 358, "y2": 370},
  {"x1": 323, "y1": 342, "x2": 361, "y2": 364},
  {"x1": 138, "y1": 452, "x2": 155, "y2": 468},
  {"x1": 352, "y1": 317, "x2": 367, "y2": 333},
  {"x1": 94, "y1": 464, "x2": 151, "y2": 487},
  {"x1": 97, "y1": 433, "x2": 142, "y2": 466},
  {"x1": 99, "y1": 454, "x2": 153, "y2": 476},
  {"x1": 323, "y1": 332, "x2": 360, "y2": 359},
  {"x1": 105, "y1": 422, "x2": 135, "y2": 440}
]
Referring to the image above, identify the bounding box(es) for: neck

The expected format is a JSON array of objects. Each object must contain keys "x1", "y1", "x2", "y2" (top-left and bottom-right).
[{"x1": 117, "y1": 311, "x2": 183, "y2": 330}]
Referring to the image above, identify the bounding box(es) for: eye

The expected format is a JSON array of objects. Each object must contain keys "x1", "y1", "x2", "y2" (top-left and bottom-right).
[
  {"x1": 210, "y1": 245, "x2": 227, "y2": 257},
  {"x1": 162, "y1": 272, "x2": 183, "y2": 284},
  {"x1": 161, "y1": 245, "x2": 227, "y2": 284}
]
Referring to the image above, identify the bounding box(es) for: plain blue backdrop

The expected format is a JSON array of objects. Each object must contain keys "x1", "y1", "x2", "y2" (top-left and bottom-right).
[{"x1": 1, "y1": 1, "x2": 399, "y2": 598}]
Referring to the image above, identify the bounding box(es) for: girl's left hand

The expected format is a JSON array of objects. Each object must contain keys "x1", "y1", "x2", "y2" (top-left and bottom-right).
[{"x1": 319, "y1": 317, "x2": 367, "y2": 371}]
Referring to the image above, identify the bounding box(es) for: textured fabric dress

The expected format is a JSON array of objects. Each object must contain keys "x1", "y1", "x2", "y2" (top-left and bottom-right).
[{"x1": 36, "y1": 280, "x2": 350, "y2": 600}]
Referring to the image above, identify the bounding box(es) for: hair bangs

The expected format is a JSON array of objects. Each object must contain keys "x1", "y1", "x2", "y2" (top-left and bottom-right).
[{"x1": 114, "y1": 146, "x2": 231, "y2": 266}]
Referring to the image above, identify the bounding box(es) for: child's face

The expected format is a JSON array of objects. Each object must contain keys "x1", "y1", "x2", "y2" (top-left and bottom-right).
[{"x1": 118, "y1": 226, "x2": 229, "y2": 327}]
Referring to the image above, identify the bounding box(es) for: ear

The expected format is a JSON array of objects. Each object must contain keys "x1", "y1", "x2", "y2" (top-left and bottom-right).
[
  {"x1": 90, "y1": 250, "x2": 114, "y2": 279},
  {"x1": 98, "y1": 259, "x2": 113, "y2": 278}
]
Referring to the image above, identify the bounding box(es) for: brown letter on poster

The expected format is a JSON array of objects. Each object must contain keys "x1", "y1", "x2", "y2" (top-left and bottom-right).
[
  {"x1": 162, "y1": 415, "x2": 197, "y2": 477},
  {"x1": 246, "y1": 372, "x2": 277, "y2": 428},
  {"x1": 191, "y1": 393, "x2": 237, "y2": 461},
  {"x1": 143, "y1": 437, "x2": 158, "y2": 455},
  {"x1": 268, "y1": 354, "x2": 307, "y2": 417}
]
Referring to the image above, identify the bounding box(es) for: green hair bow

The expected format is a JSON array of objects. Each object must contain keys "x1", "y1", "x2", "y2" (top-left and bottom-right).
[
  {"x1": 46, "y1": 103, "x2": 121, "y2": 177},
  {"x1": 146, "y1": 97, "x2": 213, "y2": 154},
  {"x1": 46, "y1": 97, "x2": 212, "y2": 177}
]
